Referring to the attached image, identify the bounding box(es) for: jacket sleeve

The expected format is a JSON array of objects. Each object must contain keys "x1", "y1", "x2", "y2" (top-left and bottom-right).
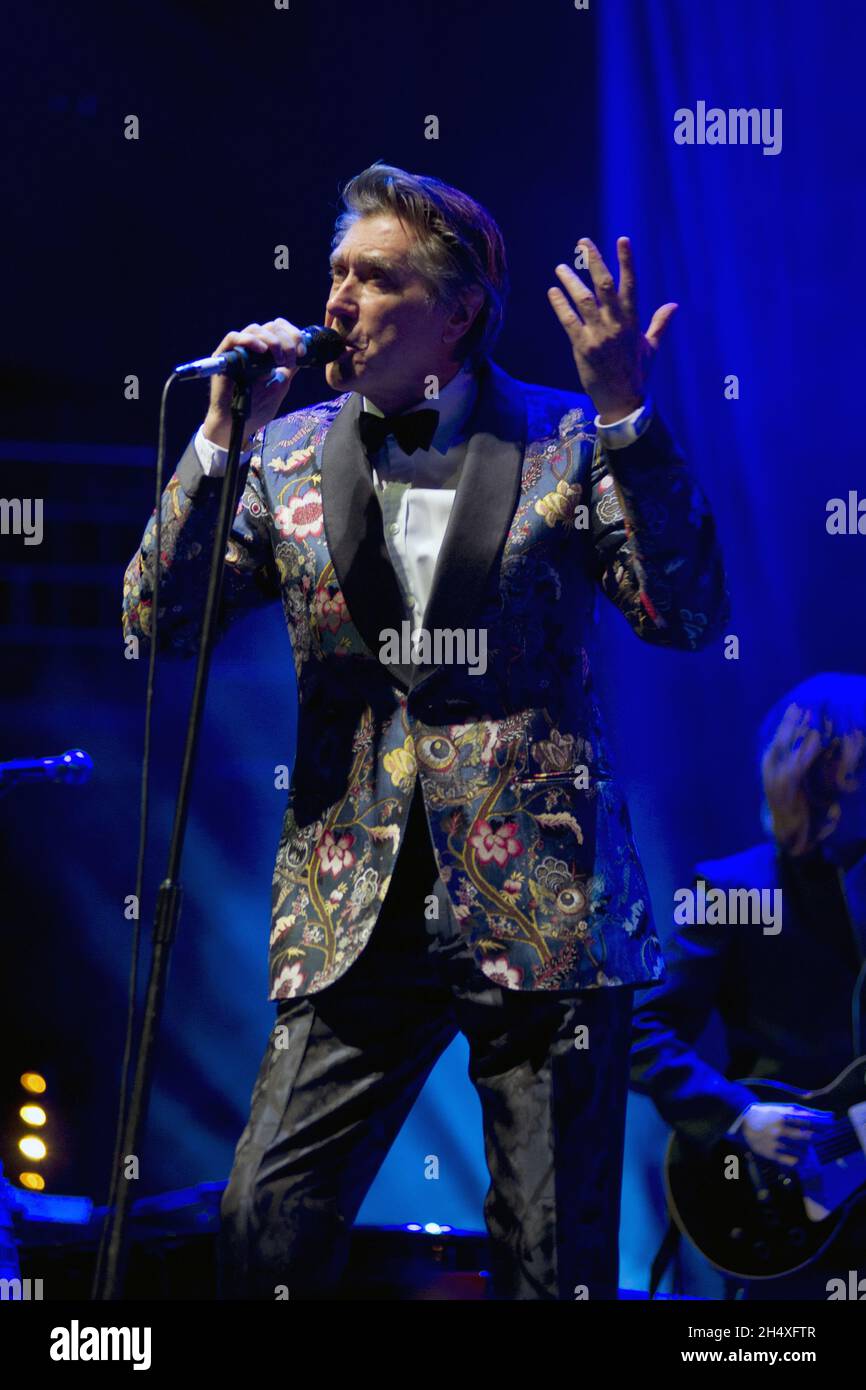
[
  {"x1": 121, "y1": 430, "x2": 279, "y2": 657},
  {"x1": 589, "y1": 412, "x2": 729, "y2": 650},
  {"x1": 630, "y1": 896, "x2": 757, "y2": 1149}
]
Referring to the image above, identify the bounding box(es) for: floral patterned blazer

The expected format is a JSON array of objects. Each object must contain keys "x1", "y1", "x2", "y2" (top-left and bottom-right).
[{"x1": 122, "y1": 357, "x2": 728, "y2": 999}]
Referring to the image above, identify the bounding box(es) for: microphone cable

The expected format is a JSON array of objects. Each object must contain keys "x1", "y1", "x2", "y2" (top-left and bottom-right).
[{"x1": 92, "y1": 372, "x2": 178, "y2": 1297}]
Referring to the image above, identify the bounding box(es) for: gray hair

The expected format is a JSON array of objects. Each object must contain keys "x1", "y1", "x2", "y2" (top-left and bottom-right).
[{"x1": 332, "y1": 161, "x2": 509, "y2": 367}]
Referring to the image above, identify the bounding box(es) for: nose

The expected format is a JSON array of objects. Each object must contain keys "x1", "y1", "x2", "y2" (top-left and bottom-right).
[{"x1": 325, "y1": 275, "x2": 358, "y2": 328}]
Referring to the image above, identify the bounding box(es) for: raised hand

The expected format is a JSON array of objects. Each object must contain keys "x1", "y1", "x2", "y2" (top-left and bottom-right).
[
  {"x1": 547, "y1": 237, "x2": 677, "y2": 423},
  {"x1": 761, "y1": 703, "x2": 825, "y2": 856}
]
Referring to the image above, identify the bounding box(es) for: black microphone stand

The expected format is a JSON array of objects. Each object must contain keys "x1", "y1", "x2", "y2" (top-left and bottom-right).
[{"x1": 95, "y1": 371, "x2": 253, "y2": 1300}]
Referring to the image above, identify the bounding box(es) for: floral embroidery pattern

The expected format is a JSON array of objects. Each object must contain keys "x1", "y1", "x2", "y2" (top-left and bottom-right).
[
  {"x1": 274, "y1": 487, "x2": 323, "y2": 540},
  {"x1": 383, "y1": 737, "x2": 417, "y2": 789},
  {"x1": 271, "y1": 961, "x2": 306, "y2": 998},
  {"x1": 270, "y1": 447, "x2": 316, "y2": 473},
  {"x1": 317, "y1": 830, "x2": 356, "y2": 877},
  {"x1": 469, "y1": 819, "x2": 524, "y2": 868},
  {"x1": 121, "y1": 381, "x2": 727, "y2": 999},
  {"x1": 480, "y1": 956, "x2": 525, "y2": 988},
  {"x1": 535, "y1": 478, "x2": 582, "y2": 529},
  {"x1": 313, "y1": 584, "x2": 348, "y2": 633},
  {"x1": 532, "y1": 728, "x2": 577, "y2": 772}
]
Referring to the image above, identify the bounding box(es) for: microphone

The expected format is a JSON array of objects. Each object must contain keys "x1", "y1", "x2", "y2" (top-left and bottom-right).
[
  {"x1": 0, "y1": 749, "x2": 93, "y2": 789},
  {"x1": 174, "y1": 325, "x2": 346, "y2": 379}
]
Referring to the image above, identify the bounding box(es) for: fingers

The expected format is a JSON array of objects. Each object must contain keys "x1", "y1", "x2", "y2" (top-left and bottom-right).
[
  {"x1": 775, "y1": 1106, "x2": 833, "y2": 1160},
  {"x1": 645, "y1": 303, "x2": 678, "y2": 351},
  {"x1": 549, "y1": 263, "x2": 600, "y2": 330},
  {"x1": 212, "y1": 319, "x2": 307, "y2": 375},
  {"x1": 745, "y1": 1103, "x2": 831, "y2": 1165},
  {"x1": 772, "y1": 704, "x2": 806, "y2": 756},
  {"x1": 788, "y1": 708, "x2": 818, "y2": 756},
  {"x1": 547, "y1": 281, "x2": 589, "y2": 344},
  {"x1": 816, "y1": 802, "x2": 843, "y2": 841},
  {"x1": 836, "y1": 729, "x2": 865, "y2": 790},
  {"x1": 269, "y1": 316, "x2": 307, "y2": 370},
  {"x1": 205, "y1": 317, "x2": 307, "y2": 438},
  {"x1": 213, "y1": 323, "x2": 268, "y2": 357},
  {"x1": 616, "y1": 236, "x2": 637, "y2": 317},
  {"x1": 576, "y1": 238, "x2": 619, "y2": 313},
  {"x1": 848, "y1": 728, "x2": 866, "y2": 759},
  {"x1": 772, "y1": 1130, "x2": 812, "y2": 1165},
  {"x1": 761, "y1": 705, "x2": 796, "y2": 778},
  {"x1": 781, "y1": 1110, "x2": 817, "y2": 1131},
  {"x1": 778, "y1": 1125, "x2": 814, "y2": 1146},
  {"x1": 793, "y1": 727, "x2": 823, "y2": 775},
  {"x1": 764, "y1": 705, "x2": 820, "y2": 775},
  {"x1": 569, "y1": 235, "x2": 639, "y2": 322}
]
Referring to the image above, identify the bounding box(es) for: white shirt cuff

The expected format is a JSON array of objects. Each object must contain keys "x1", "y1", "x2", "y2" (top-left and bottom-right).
[
  {"x1": 194, "y1": 424, "x2": 254, "y2": 476},
  {"x1": 594, "y1": 397, "x2": 654, "y2": 450}
]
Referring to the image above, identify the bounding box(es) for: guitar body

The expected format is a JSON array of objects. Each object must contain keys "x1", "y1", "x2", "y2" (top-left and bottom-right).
[{"x1": 664, "y1": 1056, "x2": 866, "y2": 1279}]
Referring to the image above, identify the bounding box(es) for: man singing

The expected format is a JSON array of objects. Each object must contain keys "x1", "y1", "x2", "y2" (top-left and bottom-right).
[{"x1": 122, "y1": 162, "x2": 727, "y2": 1300}]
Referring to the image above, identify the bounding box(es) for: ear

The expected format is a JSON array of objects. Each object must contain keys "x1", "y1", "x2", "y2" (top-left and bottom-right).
[{"x1": 442, "y1": 284, "x2": 485, "y2": 349}]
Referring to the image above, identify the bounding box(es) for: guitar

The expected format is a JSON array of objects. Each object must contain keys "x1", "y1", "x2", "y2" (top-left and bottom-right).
[{"x1": 663, "y1": 1056, "x2": 866, "y2": 1279}]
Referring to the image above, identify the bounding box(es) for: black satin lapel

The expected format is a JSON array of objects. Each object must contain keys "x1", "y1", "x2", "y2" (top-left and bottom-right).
[
  {"x1": 320, "y1": 391, "x2": 412, "y2": 688},
  {"x1": 410, "y1": 360, "x2": 526, "y2": 690}
]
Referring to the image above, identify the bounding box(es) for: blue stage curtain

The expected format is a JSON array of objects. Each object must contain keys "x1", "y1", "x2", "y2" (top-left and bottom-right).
[{"x1": 598, "y1": 0, "x2": 866, "y2": 1294}]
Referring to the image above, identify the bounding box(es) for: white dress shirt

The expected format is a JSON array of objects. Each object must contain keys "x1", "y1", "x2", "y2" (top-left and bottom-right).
[
  {"x1": 194, "y1": 367, "x2": 652, "y2": 631},
  {"x1": 359, "y1": 364, "x2": 478, "y2": 633}
]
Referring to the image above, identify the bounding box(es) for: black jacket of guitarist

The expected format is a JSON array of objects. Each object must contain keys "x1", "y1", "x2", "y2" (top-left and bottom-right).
[{"x1": 630, "y1": 842, "x2": 866, "y2": 1148}]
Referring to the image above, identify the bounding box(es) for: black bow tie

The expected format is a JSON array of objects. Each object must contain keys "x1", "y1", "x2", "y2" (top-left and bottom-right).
[{"x1": 359, "y1": 408, "x2": 439, "y2": 456}]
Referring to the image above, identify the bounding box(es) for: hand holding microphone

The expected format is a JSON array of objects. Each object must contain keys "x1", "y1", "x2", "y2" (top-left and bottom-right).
[{"x1": 180, "y1": 319, "x2": 344, "y2": 449}]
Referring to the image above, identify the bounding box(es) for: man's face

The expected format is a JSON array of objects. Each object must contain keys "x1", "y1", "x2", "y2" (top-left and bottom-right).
[{"x1": 323, "y1": 213, "x2": 463, "y2": 411}]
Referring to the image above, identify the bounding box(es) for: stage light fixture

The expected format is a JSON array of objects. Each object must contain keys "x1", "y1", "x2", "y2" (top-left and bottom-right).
[
  {"x1": 16, "y1": 1072, "x2": 50, "y2": 1189},
  {"x1": 18, "y1": 1172, "x2": 45, "y2": 1191},
  {"x1": 19, "y1": 1104, "x2": 46, "y2": 1127},
  {"x1": 18, "y1": 1135, "x2": 47, "y2": 1161}
]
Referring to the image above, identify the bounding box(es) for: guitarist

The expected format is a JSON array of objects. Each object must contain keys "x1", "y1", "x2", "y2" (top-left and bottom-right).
[{"x1": 630, "y1": 673, "x2": 866, "y2": 1298}]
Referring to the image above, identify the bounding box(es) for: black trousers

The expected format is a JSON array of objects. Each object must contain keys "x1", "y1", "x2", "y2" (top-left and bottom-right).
[{"x1": 219, "y1": 786, "x2": 635, "y2": 1300}]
